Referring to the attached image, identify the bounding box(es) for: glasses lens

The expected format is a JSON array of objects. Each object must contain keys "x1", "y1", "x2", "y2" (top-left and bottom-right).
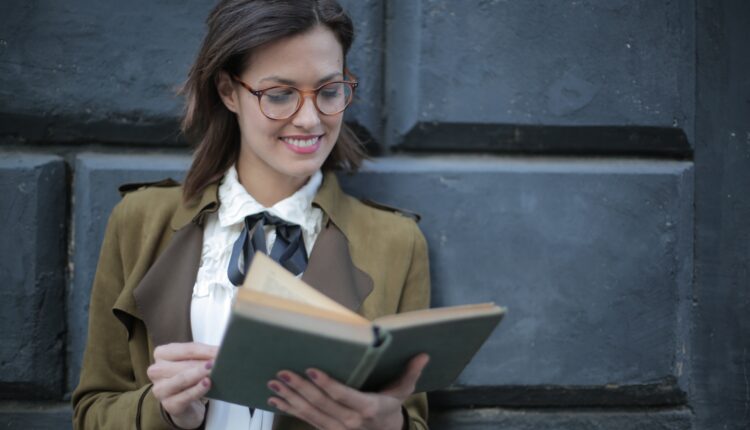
[
  {"x1": 316, "y1": 82, "x2": 352, "y2": 115},
  {"x1": 260, "y1": 87, "x2": 300, "y2": 119}
]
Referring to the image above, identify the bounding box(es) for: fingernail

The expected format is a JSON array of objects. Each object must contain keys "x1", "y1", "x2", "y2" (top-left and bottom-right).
[
  {"x1": 278, "y1": 372, "x2": 291, "y2": 383},
  {"x1": 305, "y1": 369, "x2": 318, "y2": 380},
  {"x1": 268, "y1": 382, "x2": 281, "y2": 392},
  {"x1": 205, "y1": 361, "x2": 214, "y2": 370},
  {"x1": 202, "y1": 378, "x2": 210, "y2": 387},
  {"x1": 267, "y1": 399, "x2": 277, "y2": 408}
]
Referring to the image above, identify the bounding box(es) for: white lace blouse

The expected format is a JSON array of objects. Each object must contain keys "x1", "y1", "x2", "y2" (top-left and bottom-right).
[{"x1": 190, "y1": 166, "x2": 323, "y2": 430}]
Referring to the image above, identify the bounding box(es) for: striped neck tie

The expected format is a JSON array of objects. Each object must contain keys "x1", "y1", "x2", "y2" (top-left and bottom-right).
[{"x1": 227, "y1": 211, "x2": 308, "y2": 286}]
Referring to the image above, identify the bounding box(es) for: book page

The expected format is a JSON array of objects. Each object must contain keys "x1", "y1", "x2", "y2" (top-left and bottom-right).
[
  {"x1": 235, "y1": 288, "x2": 370, "y2": 328},
  {"x1": 375, "y1": 303, "x2": 505, "y2": 331},
  {"x1": 242, "y1": 252, "x2": 360, "y2": 318}
]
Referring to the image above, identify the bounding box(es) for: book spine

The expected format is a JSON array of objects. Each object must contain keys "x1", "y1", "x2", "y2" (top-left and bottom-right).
[{"x1": 345, "y1": 327, "x2": 392, "y2": 389}]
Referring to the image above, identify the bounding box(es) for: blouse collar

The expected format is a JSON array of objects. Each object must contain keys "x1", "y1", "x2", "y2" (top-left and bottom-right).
[{"x1": 217, "y1": 165, "x2": 322, "y2": 236}]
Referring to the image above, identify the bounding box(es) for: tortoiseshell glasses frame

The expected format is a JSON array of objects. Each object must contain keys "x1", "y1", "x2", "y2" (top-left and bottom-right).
[{"x1": 230, "y1": 73, "x2": 359, "y2": 120}]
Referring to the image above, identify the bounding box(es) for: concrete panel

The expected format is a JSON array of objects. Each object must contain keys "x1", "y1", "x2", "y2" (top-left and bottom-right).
[
  {"x1": 68, "y1": 153, "x2": 190, "y2": 391},
  {"x1": 340, "y1": 156, "x2": 693, "y2": 406},
  {"x1": 0, "y1": 404, "x2": 693, "y2": 430},
  {"x1": 384, "y1": 0, "x2": 695, "y2": 153},
  {"x1": 693, "y1": 1, "x2": 750, "y2": 429},
  {"x1": 339, "y1": 0, "x2": 385, "y2": 146},
  {"x1": 0, "y1": 403, "x2": 71, "y2": 430},
  {"x1": 430, "y1": 407, "x2": 692, "y2": 430},
  {"x1": 0, "y1": 0, "x2": 212, "y2": 145},
  {"x1": 66, "y1": 154, "x2": 694, "y2": 407},
  {"x1": 0, "y1": 154, "x2": 66, "y2": 399},
  {"x1": 0, "y1": 1, "x2": 381, "y2": 146}
]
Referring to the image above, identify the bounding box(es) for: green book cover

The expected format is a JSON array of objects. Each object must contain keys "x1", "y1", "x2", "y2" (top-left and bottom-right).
[
  {"x1": 363, "y1": 307, "x2": 504, "y2": 393},
  {"x1": 207, "y1": 304, "x2": 381, "y2": 408},
  {"x1": 206, "y1": 254, "x2": 505, "y2": 411}
]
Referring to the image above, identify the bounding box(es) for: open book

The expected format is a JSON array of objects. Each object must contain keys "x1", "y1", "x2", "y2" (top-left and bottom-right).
[{"x1": 207, "y1": 252, "x2": 505, "y2": 410}]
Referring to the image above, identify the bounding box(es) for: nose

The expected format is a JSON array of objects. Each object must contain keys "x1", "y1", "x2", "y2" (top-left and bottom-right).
[{"x1": 291, "y1": 95, "x2": 322, "y2": 129}]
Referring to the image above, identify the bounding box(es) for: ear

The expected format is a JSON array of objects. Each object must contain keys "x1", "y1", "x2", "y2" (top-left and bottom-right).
[{"x1": 216, "y1": 71, "x2": 240, "y2": 114}]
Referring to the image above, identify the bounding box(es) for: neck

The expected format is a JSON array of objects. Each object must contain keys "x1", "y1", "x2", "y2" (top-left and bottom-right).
[{"x1": 235, "y1": 160, "x2": 308, "y2": 208}]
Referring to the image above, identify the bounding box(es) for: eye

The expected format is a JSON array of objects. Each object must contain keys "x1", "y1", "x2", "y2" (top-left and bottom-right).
[
  {"x1": 319, "y1": 83, "x2": 343, "y2": 100},
  {"x1": 264, "y1": 88, "x2": 296, "y2": 104}
]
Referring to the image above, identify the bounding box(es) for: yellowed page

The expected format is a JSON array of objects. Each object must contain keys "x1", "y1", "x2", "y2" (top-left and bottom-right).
[
  {"x1": 375, "y1": 303, "x2": 505, "y2": 331},
  {"x1": 241, "y1": 252, "x2": 365, "y2": 320},
  {"x1": 235, "y1": 288, "x2": 370, "y2": 327}
]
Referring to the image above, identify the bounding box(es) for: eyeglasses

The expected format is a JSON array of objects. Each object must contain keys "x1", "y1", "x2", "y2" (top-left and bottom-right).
[{"x1": 231, "y1": 75, "x2": 359, "y2": 120}]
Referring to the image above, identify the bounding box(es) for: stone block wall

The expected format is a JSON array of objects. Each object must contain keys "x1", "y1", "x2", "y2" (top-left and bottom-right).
[{"x1": 0, "y1": 155, "x2": 66, "y2": 400}]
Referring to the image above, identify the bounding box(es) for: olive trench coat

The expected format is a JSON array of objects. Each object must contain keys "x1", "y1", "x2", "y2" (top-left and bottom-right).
[{"x1": 71, "y1": 172, "x2": 430, "y2": 430}]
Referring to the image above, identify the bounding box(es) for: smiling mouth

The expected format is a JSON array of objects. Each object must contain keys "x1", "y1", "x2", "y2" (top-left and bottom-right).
[
  {"x1": 280, "y1": 135, "x2": 323, "y2": 154},
  {"x1": 280, "y1": 135, "x2": 322, "y2": 148}
]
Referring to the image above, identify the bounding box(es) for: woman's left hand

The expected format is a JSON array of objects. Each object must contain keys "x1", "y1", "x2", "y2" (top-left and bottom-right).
[{"x1": 267, "y1": 353, "x2": 429, "y2": 430}]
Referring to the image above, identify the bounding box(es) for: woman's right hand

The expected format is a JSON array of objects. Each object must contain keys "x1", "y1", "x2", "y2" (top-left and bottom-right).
[{"x1": 147, "y1": 342, "x2": 219, "y2": 429}]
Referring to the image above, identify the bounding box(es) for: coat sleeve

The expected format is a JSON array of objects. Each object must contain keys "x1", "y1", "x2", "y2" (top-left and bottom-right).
[
  {"x1": 398, "y1": 222, "x2": 431, "y2": 430},
  {"x1": 71, "y1": 202, "x2": 173, "y2": 430}
]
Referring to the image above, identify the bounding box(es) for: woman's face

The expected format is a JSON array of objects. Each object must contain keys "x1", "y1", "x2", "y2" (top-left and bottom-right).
[{"x1": 218, "y1": 25, "x2": 345, "y2": 187}]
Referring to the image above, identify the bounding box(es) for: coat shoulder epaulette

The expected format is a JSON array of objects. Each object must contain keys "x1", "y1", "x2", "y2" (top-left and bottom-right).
[
  {"x1": 118, "y1": 178, "x2": 181, "y2": 197},
  {"x1": 359, "y1": 198, "x2": 421, "y2": 222}
]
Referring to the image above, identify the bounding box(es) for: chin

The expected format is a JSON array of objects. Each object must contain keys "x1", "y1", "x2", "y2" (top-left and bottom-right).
[{"x1": 281, "y1": 161, "x2": 326, "y2": 180}]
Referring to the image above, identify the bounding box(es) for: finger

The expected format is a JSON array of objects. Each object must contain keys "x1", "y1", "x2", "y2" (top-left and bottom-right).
[
  {"x1": 267, "y1": 381, "x2": 345, "y2": 430},
  {"x1": 379, "y1": 353, "x2": 430, "y2": 399},
  {"x1": 162, "y1": 377, "x2": 212, "y2": 417},
  {"x1": 302, "y1": 368, "x2": 374, "y2": 413},
  {"x1": 153, "y1": 342, "x2": 219, "y2": 362},
  {"x1": 148, "y1": 360, "x2": 211, "y2": 382},
  {"x1": 275, "y1": 371, "x2": 363, "y2": 426},
  {"x1": 151, "y1": 362, "x2": 212, "y2": 402}
]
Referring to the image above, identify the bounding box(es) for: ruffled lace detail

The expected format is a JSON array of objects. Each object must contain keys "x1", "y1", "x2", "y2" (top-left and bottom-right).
[
  {"x1": 218, "y1": 167, "x2": 265, "y2": 229},
  {"x1": 191, "y1": 165, "x2": 323, "y2": 303},
  {"x1": 192, "y1": 215, "x2": 241, "y2": 299},
  {"x1": 217, "y1": 166, "x2": 323, "y2": 246}
]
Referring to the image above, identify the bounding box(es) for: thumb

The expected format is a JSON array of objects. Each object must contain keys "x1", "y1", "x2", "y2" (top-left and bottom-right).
[{"x1": 379, "y1": 353, "x2": 430, "y2": 400}]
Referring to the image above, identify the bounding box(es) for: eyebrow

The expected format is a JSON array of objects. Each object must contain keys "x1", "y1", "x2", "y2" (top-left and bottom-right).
[{"x1": 258, "y1": 72, "x2": 344, "y2": 86}]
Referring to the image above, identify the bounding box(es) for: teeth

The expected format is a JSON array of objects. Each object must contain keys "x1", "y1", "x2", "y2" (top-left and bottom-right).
[{"x1": 284, "y1": 137, "x2": 318, "y2": 147}]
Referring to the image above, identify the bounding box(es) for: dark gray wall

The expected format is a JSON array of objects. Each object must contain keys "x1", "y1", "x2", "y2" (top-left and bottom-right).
[
  {"x1": 0, "y1": 1, "x2": 212, "y2": 145},
  {"x1": 384, "y1": 0, "x2": 694, "y2": 156},
  {"x1": 1, "y1": 0, "x2": 748, "y2": 429},
  {"x1": 0, "y1": 155, "x2": 66, "y2": 400},
  {"x1": 343, "y1": 158, "x2": 693, "y2": 408},
  {"x1": 692, "y1": 0, "x2": 750, "y2": 428}
]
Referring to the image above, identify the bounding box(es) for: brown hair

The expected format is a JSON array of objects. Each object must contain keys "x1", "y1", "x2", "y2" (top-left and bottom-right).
[{"x1": 181, "y1": 0, "x2": 367, "y2": 203}]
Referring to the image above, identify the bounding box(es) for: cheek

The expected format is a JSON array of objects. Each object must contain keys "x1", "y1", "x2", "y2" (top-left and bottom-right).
[
  {"x1": 238, "y1": 112, "x2": 282, "y2": 140},
  {"x1": 324, "y1": 116, "x2": 344, "y2": 139}
]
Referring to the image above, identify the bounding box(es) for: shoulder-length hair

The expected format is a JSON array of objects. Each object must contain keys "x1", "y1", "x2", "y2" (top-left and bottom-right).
[{"x1": 181, "y1": 0, "x2": 366, "y2": 203}]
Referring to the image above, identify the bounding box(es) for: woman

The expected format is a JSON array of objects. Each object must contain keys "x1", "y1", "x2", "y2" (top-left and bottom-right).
[{"x1": 72, "y1": 0, "x2": 430, "y2": 429}]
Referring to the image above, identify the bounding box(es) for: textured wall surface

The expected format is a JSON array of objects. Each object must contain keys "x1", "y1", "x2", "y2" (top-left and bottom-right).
[
  {"x1": 0, "y1": 0, "x2": 382, "y2": 146},
  {"x1": 430, "y1": 407, "x2": 693, "y2": 430},
  {"x1": 0, "y1": 155, "x2": 67, "y2": 399},
  {"x1": 0, "y1": 1, "x2": 211, "y2": 144},
  {"x1": 342, "y1": 157, "x2": 693, "y2": 407},
  {"x1": 692, "y1": 0, "x2": 750, "y2": 428},
  {"x1": 338, "y1": 0, "x2": 385, "y2": 144},
  {"x1": 384, "y1": 0, "x2": 695, "y2": 153},
  {"x1": 61, "y1": 155, "x2": 695, "y2": 409}
]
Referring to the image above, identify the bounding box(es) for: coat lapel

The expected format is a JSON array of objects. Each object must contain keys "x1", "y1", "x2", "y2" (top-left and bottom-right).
[
  {"x1": 133, "y1": 223, "x2": 204, "y2": 346},
  {"x1": 131, "y1": 173, "x2": 374, "y2": 348},
  {"x1": 301, "y1": 172, "x2": 374, "y2": 313},
  {"x1": 301, "y1": 219, "x2": 373, "y2": 313},
  {"x1": 133, "y1": 183, "x2": 219, "y2": 346}
]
